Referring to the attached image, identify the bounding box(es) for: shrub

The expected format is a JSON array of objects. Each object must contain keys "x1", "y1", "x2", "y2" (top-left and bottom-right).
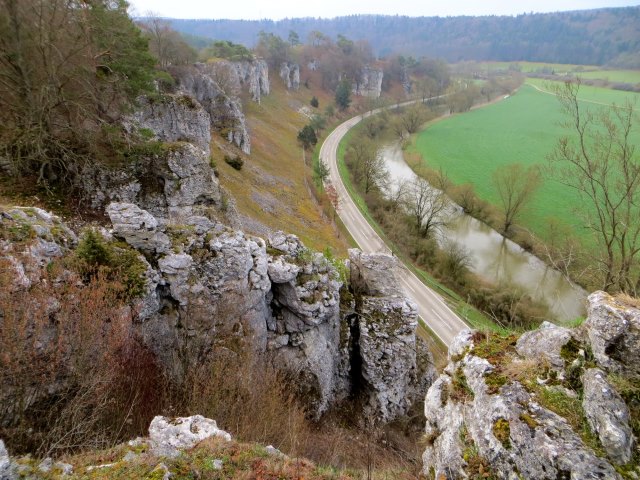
[
  {"x1": 310, "y1": 96, "x2": 319, "y2": 108},
  {"x1": 0, "y1": 258, "x2": 161, "y2": 456},
  {"x1": 224, "y1": 154, "x2": 244, "y2": 170},
  {"x1": 73, "y1": 230, "x2": 147, "y2": 300}
]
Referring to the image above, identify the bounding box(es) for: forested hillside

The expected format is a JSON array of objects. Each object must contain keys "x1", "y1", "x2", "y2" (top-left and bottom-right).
[{"x1": 168, "y1": 7, "x2": 640, "y2": 66}]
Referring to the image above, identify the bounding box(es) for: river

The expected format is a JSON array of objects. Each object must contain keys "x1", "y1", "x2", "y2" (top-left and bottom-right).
[{"x1": 380, "y1": 142, "x2": 587, "y2": 322}]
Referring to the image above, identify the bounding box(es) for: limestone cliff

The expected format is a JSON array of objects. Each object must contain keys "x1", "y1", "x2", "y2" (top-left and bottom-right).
[
  {"x1": 169, "y1": 64, "x2": 252, "y2": 154},
  {"x1": 230, "y1": 59, "x2": 270, "y2": 103},
  {"x1": 1, "y1": 93, "x2": 433, "y2": 424},
  {"x1": 422, "y1": 292, "x2": 639, "y2": 479},
  {"x1": 352, "y1": 66, "x2": 384, "y2": 98},
  {"x1": 279, "y1": 62, "x2": 300, "y2": 90}
]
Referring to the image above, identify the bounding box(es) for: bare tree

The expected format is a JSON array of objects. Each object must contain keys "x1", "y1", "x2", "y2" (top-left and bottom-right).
[
  {"x1": 360, "y1": 150, "x2": 388, "y2": 194},
  {"x1": 492, "y1": 163, "x2": 542, "y2": 235},
  {"x1": 404, "y1": 177, "x2": 449, "y2": 238},
  {"x1": 140, "y1": 14, "x2": 196, "y2": 68},
  {"x1": 549, "y1": 79, "x2": 640, "y2": 294},
  {"x1": 401, "y1": 104, "x2": 429, "y2": 134}
]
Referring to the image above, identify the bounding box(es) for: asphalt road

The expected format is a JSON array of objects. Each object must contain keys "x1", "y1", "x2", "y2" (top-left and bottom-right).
[{"x1": 320, "y1": 104, "x2": 468, "y2": 346}]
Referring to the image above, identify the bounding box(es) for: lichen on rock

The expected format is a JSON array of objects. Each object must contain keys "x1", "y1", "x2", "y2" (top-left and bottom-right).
[{"x1": 422, "y1": 292, "x2": 640, "y2": 479}]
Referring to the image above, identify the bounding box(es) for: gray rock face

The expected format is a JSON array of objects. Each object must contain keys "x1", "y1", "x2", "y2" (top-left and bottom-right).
[
  {"x1": 231, "y1": 59, "x2": 270, "y2": 102},
  {"x1": 81, "y1": 96, "x2": 222, "y2": 220},
  {"x1": 170, "y1": 64, "x2": 251, "y2": 154},
  {"x1": 350, "y1": 249, "x2": 436, "y2": 423},
  {"x1": 279, "y1": 62, "x2": 300, "y2": 90},
  {"x1": 423, "y1": 293, "x2": 640, "y2": 479},
  {"x1": 585, "y1": 291, "x2": 640, "y2": 376},
  {"x1": 267, "y1": 232, "x2": 344, "y2": 417},
  {"x1": 148, "y1": 415, "x2": 231, "y2": 458},
  {"x1": 423, "y1": 330, "x2": 622, "y2": 479},
  {"x1": 125, "y1": 94, "x2": 212, "y2": 154},
  {"x1": 515, "y1": 321, "x2": 572, "y2": 369},
  {"x1": 583, "y1": 368, "x2": 634, "y2": 465},
  {"x1": 0, "y1": 440, "x2": 16, "y2": 480},
  {"x1": 107, "y1": 202, "x2": 171, "y2": 254},
  {"x1": 352, "y1": 66, "x2": 383, "y2": 98}
]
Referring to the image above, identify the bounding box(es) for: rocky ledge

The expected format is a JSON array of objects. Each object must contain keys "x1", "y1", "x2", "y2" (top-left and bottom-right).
[{"x1": 422, "y1": 292, "x2": 639, "y2": 479}]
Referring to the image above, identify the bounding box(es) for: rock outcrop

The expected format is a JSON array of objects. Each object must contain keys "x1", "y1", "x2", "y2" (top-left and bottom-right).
[
  {"x1": 169, "y1": 64, "x2": 251, "y2": 154},
  {"x1": 231, "y1": 59, "x2": 270, "y2": 102},
  {"x1": 279, "y1": 62, "x2": 300, "y2": 90},
  {"x1": 81, "y1": 94, "x2": 223, "y2": 220},
  {"x1": 422, "y1": 292, "x2": 639, "y2": 479},
  {"x1": 349, "y1": 249, "x2": 436, "y2": 423},
  {"x1": 1, "y1": 86, "x2": 434, "y2": 425},
  {"x1": 352, "y1": 66, "x2": 384, "y2": 98},
  {"x1": 148, "y1": 415, "x2": 231, "y2": 458}
]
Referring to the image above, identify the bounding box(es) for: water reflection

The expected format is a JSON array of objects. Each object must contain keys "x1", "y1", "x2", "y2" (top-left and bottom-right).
[{"x1": 380, "y1": 143, "x2": 587, "y2": 321}]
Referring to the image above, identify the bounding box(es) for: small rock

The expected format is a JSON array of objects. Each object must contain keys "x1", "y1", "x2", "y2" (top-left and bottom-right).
[
  {"x1": 123, "y1": 451, "x2": 139, "y2": 462},
  {"x1": 38, "y1": 457, "x2": 53, "y2": 473},
  {"x1": 55, "y1": 462, "x2": 73, "y2": 476},
  {"x1": 148, "y1": 415, "x2": 231, "y2": 458},
  {"x1": 212, "y1": 459, "x2": 223, "y2": 470},
  {"x1": 265, "y1": 445, "x2": 286, "y2": 458}
]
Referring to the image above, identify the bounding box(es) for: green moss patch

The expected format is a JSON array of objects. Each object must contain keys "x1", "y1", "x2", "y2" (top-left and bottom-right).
[{"x1": 492, "y1": 418, "x2": 511, "y2": 449}]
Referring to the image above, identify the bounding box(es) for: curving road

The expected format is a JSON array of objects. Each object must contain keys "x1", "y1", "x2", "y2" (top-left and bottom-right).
[{"x1": 320, "y1": 103, "x2": 468, "y2": 346}]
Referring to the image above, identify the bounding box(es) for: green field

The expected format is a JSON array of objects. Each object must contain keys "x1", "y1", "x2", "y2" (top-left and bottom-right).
[
  {"x1": 410, "y1": 83, "x2": 640, "y2": 243},
  {"x1": 574, "y1": 69, "x2": 640, "y2": 85}
]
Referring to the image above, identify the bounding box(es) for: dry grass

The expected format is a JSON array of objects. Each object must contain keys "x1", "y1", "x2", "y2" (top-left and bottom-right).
[
  {"x1": 217, "y1": 80, "x2": 350, "y2": 255},
  {"x1": 615, "y1": 293, "x2": 640, "y2": 309}
]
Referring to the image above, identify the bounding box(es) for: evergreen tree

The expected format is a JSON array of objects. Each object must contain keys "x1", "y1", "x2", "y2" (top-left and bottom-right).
[{"x1": 335, "y1": 80, "x2": 352, "y2": 111}]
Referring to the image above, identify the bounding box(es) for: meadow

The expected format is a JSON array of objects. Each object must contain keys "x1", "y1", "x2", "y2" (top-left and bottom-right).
[{"x1": 410, "y1": 81, "x2": 640, "y2": 243}]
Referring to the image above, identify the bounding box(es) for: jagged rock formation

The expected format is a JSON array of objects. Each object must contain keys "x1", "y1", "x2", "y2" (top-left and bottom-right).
[
  {"x1": 1, "y1": 91, "x2": 433, "y2": 425},
  {"x1": 279, "y1": 62, "x2": 300, "y2": 90},
  {"x1": 352, "y1": 66, "x2": 384, "y2": 98},
  {"x1": 230, "y1": 59, "x2": 270, "y2": 102},
  {"x1": 169, "y1": 64, "x2": 251, "y2": 154},
  {"x1": 0, "y1": 203, "x2": 431, "y2": 422},
  {"x1": 422, "y1": 292, "x2": 639, "y2": 479},
  {"x1": 349, "y1": 249, "x2": 436, "y2": 423},
  {"x1": 80, "y1": 94, "x2": 230, "y2": 223}
]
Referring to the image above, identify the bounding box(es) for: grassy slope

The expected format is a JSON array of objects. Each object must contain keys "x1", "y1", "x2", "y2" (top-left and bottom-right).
[
  {"x1": 410, "y1": 82, "x2": 640, "y2": 243},
  {"x1": 216, "y1": 80, "x2": 350, "y2": 256}
]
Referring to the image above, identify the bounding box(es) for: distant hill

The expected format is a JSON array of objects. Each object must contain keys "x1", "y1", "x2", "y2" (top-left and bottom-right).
[{"x1": 166, "y1": 7, "x2": 640, "y2": 66}]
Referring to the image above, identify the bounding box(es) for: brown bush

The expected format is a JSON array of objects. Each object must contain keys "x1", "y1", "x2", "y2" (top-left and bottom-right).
[{"x1": 0, "y1": 257, "x2": 163, "y2": 456}]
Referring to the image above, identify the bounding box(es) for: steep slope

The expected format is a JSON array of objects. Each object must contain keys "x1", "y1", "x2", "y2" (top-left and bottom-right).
[{"x1": 215, "y1": 79, "x2": 349, "y2": 254}]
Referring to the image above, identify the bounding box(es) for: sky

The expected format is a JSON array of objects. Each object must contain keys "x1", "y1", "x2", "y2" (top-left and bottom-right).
[{"x1": 127, "y1": 0, "x2": 639, "y2": 20}]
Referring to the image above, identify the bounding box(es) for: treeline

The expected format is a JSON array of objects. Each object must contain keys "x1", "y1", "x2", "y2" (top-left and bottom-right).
[{"x1": 167, "y1": 7, "x2": 640, "y2": 67}]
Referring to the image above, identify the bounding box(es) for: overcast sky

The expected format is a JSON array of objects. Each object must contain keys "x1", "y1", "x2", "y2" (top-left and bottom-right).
[{"x1": 127, "y1": 0, "x2": 639, "y2": 20}]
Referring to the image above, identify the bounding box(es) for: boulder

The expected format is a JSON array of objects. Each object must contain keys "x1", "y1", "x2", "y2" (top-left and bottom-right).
[
  {"x1": 515, "y1": 321, "x2": 573, "y2": 368},
  {"x1": 584, "y1": 291, "x2": 640, "y2": 376},
  {"x1": 582, "y1": 368, "x2": 634, "y2": 464},
  {"x1": 107, "y1": 202, "x2": 171, "y2": 254},
  {"x1": 148, "y1": 415, "x2": 231, "y2": 458}
]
